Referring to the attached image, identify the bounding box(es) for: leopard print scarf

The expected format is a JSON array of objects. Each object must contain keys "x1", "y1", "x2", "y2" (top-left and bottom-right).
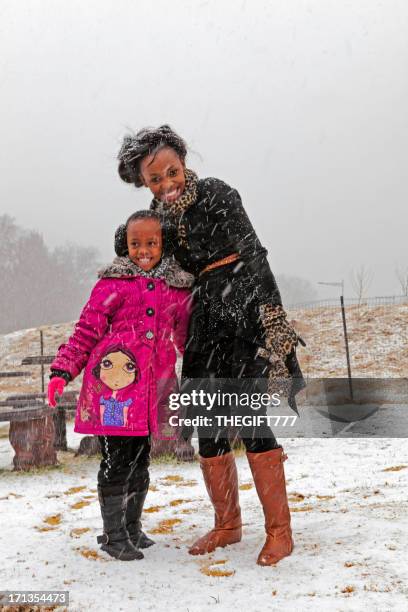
[{"x1": 150, "y1": 168, "x2": 198, "y2": 217}]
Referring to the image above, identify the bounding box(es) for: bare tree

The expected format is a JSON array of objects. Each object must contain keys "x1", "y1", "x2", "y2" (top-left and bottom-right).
[
  {"x1": 0, "y1": 215, "x2": 101, "y2": 334},
  {"x1": 395, "y1": 266, "x2": 408, "y2": 296},
  {"x1": 350, "y1": 265, "x2": 373, "y2": 306}
]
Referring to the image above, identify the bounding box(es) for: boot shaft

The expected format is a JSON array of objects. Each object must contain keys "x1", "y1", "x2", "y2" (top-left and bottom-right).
[
  {"x1": 98, "y1": 487, "x2": 128, "y2": 534},
  {"x1": 199, "y1": 451, "x2": 242, "y2": 530},
  {"x1": 126, "y1": 488, "x2": 148, "y2": 531},
  {"x1": 246, "y1": 447, "x2": 291, "y2": 529}
]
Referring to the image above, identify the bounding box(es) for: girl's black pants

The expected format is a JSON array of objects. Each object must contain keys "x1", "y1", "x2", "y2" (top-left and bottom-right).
[{"x1": 97, "y1": 435, "x2": 150, "y2": 495}]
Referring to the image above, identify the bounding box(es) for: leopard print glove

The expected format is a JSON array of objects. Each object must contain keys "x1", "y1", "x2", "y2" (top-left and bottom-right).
[
  {"x1": 259, "y1": 304, "x2": 299, "y2": 361},
  {"x1": 256, "y1": 303, "x2": 299, "y2": 396}
]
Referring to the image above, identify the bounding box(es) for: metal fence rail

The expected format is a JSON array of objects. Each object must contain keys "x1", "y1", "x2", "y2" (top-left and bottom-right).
[{"x1": 287, "y1": 295, "x2": 408, "y2": 311}]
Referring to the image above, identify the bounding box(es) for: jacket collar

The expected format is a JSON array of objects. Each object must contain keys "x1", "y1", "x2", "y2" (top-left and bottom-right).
[{"x1": 97, "y1": 256, "x2": 194, "y2": 289}]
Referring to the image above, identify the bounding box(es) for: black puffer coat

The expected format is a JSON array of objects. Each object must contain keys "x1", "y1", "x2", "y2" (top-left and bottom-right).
[
  {"x1": 152, "y1": 177, "x2": 306, "y2": 413},
  {"x1": 171, "y1": 178, "x2": 268, "y2": 274}
]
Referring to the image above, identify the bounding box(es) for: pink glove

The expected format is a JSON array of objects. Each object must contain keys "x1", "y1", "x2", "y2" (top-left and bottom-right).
[{"x1": 48, "y1": 377, "x2": 67, "y2": 407}]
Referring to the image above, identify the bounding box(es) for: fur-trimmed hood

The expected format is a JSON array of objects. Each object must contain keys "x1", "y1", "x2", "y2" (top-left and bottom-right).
[{"x1": 97, "y1": 256, "x2": 194, "y2": 289}]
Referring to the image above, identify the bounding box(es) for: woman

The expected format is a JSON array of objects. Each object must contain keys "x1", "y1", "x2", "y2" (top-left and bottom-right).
[{"x1": 116, "y1": 125, "x2": 305, "y2": 566}]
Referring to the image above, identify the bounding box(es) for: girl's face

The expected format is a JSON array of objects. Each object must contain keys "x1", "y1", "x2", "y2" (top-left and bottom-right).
[
  {"x1": 127, "y1": 218, "x2": 162, "y2": 271},
  {"x1": 139, "y1": 146, "x2": 185, "y2": 203},
  {"x1": 99, "y1": 351, "x2": 137, "y2": 391}
]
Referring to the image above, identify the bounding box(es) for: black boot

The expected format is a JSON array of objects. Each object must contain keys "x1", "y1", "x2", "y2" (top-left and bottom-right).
[
  {"x1": 126, "y1": 487, "x2": 155, "y2": 549},
  {"x1": 97, "y1": 486, "x2": 144, "y2": 561}
]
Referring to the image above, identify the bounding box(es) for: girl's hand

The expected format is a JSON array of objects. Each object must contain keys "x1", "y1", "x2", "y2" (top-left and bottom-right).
[{"x1": 47, "y1": 377, "x2": 67, "y2": 407}]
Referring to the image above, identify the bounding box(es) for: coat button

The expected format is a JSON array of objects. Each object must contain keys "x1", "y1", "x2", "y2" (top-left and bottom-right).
[
  {"x1": 147, "y1": 281, "x2": 154, "y2": 290},
  {"x1": 146, "y1": 307, "x2": 154, "y2": 316},
  {"x1": 145, "y1": 330, "x2": 154, "y2": 340}
]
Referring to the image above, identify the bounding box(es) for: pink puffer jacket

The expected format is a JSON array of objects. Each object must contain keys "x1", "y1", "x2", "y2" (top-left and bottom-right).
[{"x1": 51, "y1": 257, "x2": 193, "y2": 438}]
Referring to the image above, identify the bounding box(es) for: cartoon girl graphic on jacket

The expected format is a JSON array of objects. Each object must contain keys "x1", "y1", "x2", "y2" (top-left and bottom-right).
[{"x1": 92, "y1": 346, "x2": 139, "y2": 428}]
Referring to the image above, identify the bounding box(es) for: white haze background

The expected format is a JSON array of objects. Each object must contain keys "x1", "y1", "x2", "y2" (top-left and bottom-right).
[{"x1": 1, "y1": 0, "x2": 407, "y2": 298}]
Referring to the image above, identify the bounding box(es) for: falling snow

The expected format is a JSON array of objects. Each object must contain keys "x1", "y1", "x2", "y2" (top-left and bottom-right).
[
  {"x1": 0, "y1": 424, "x2": 407, "y2": 611},
  {"x1": 1, "y1": 306, "x2": 407, "y2": 610}
]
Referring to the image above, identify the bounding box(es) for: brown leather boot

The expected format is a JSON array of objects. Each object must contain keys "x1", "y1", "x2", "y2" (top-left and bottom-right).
[
  {"x1": 247, "y1": 447, "x2": 293, "y2": 566},
  {"x1": 188, "y1": 451, "x2": 242, "y2": 555}
]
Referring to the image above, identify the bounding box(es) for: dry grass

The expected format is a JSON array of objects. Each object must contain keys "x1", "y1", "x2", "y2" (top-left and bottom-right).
[
  {"x1": 0, "y1": 424, "x2": 10, "y2": 438},
  {"x1": 1, "y1": 304, "x2": 407, "y2": 401},
  {"x1": 289, "y1": 303, "x2": 408, "y2": 378}
]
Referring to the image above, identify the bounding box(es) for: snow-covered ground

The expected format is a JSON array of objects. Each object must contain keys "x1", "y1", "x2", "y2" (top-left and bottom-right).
[
  {"x1": 1, "y1": 423, "x2": 407, "y2": 612},
  {"x1": 1, "y1": 307, "x2": 407, "y2": 611}
]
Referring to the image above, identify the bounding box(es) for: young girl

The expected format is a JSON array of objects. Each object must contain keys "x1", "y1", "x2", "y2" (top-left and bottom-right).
[
  {"x1": 116, "y1": 126, "x2": 306, "y2": 566},
  {"x1": 48, "y1": 210, "x2": 193, "y2": 561}
]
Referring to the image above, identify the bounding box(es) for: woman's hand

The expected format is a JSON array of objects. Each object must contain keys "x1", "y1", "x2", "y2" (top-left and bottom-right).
[{"x1": 47, "y1": 377, "x2": 67, "y2": 407}]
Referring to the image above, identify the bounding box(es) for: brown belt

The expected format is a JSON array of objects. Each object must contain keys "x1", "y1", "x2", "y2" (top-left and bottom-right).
[{"x1": 199, "y1": 253, "x2": 240, "y2": 276}]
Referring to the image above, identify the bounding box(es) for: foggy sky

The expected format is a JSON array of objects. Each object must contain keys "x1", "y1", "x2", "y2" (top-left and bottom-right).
[{"x1": 1, "y1": 0, "x2": 407, "y2": 299}]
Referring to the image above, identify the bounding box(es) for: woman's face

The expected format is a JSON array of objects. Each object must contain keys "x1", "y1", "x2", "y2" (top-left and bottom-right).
[
  {"x1": 139, "y1": 146, "x2": 185, "y2": 203},
  {"x1": 99, "y1": 351, "x2": 137, "y2": 391}
]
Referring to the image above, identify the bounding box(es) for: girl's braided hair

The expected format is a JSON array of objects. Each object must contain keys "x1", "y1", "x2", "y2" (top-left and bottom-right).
[
  {"x1": 118, "y1": 124, "x2": 187, "y2": 188},
  {"x1": 114, "y1": 209, "x2": 178, "y2": 258}
]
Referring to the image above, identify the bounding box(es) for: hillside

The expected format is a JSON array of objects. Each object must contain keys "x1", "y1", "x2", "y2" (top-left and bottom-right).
[
  {"x1": 290, "y1": 303, "x2": 408, "y2": 378},
  {"x1": 0, "y1": 303, "x2": 407, "y2": 400}
]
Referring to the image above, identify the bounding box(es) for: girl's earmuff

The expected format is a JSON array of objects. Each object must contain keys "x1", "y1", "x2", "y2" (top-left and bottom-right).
[{"x1": 114, "y1": 224, "x2": 128, "y2": 257}]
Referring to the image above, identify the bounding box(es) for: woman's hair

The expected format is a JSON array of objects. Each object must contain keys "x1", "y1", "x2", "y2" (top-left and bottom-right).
[
  {"x1": 114, "y1": 209, "x2": 178, "y2": 258},
  {"x1": 117, "y1": 124, "x2": 187, "y2": 188},
  {"x1": 92, "y1": 345, "x2": 139, "y2": 383}
]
